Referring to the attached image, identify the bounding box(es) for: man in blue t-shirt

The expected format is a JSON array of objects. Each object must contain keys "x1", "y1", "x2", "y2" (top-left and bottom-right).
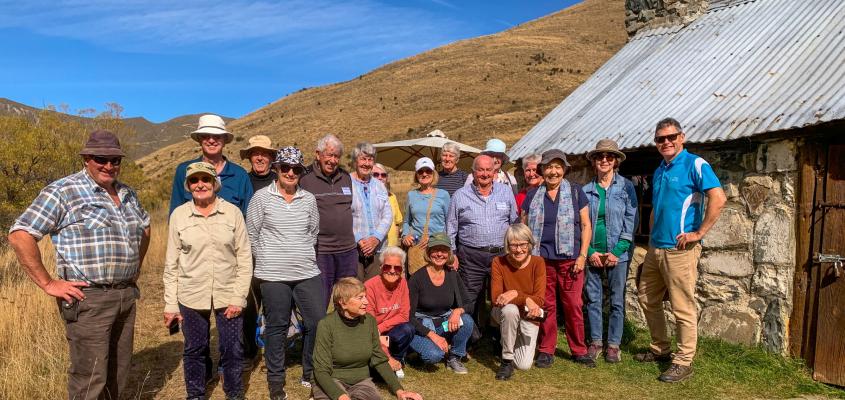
[{"x1": 633, "y1": 118, "x2": 726, "y2": 383}]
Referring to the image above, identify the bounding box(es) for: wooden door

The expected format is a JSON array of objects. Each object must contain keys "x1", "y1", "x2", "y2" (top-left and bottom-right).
[{"x1": 811, "y1": 143, "x2": 845, "y2": 386}]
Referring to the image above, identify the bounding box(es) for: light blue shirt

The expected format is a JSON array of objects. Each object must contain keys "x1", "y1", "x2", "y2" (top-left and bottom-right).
[
  {"x1": 447, "y1": 182, "x2": 518, "y2": 250},
  {"x1": 351, "y1": 176, "x2": 393, "y2": 252},
  {"x1": 651, "y1": 149, "x2": 721, "y2": 249},
  {"x1": 402, "y1": 189, "x2": 450, "y2": 240}
]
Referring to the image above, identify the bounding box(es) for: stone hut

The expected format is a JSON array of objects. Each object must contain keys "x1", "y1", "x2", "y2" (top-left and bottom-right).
[{"x1": 508, "y1": 0, "x2": 845, "y2": 385}]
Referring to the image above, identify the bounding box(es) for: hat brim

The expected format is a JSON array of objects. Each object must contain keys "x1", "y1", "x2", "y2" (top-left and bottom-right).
[
  {"x1": 586, "y1": 149, "x2": 626, "y2": 162},
  {"x1": 239, "y1": 146, "x2": 277, "y2": 160},
  {"x1": 191, "y1": 130, "x2": 234, "y2": 144},
  {"x1": 539, "y1": 157, "x2": 571, "y2": 168},
  {"x1": 183, "y1": 171, "x2": 221, "y2": 193},
  {"x1": 79, "y1": 148, "x2": 126, "y2": 157}
]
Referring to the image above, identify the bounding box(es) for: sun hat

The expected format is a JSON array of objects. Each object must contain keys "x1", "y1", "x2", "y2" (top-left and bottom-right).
[
  {"x1": 272, "y1": 146, "x2": 305, "y2": 168},
  {"x1": 480, "y1": 138, "x2": 510, "y2": 164},
  {"x1": 239, "y1": 135, "x2": 276, "y2": 160},
  {"x1": 190, "y1": 114, "x2": 233, "y2": 144},
  {"x1": 539, "y1": 149, "x2": 571, "y2": 168},
  {"x1": 183, "y1": 162, "x2": 221, "y2": 193},
  {"x1": 427, "y1": 232, "x2": 452, "y2": 250},
  {"x1": 586, "y1": 138, "x2": 626, "y2": 162},
  {"x1": 79, "y1": 129, "x2": 125, "y2": 157},
  {"x1": 415, "y1": 157, "x2": 435, "y2": 172}
]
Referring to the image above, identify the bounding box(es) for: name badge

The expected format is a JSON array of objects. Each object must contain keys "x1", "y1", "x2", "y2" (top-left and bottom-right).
[
  {"x1": 495, "y1": 202, "x2": 508, "y2": 211},
  {"x1": 341, "y1": 187, "x2": 352, "y2": 195}
]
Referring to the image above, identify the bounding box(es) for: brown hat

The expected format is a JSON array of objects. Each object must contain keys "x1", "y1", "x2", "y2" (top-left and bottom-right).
[
  {"x1": 586, "y1": 138, "x2": 626, "y2": 162},
  {"x1": 539, "y1": 149, "x2": 571, "y2": 167},
  {"x1": 79, "y1": 130, "x2": 125, "y2": 157},
  {"x1": 239, "y1": 135, "x2": 275, "y2": 160}
]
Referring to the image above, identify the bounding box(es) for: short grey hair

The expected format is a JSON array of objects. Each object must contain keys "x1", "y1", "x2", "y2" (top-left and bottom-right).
[
  {"x1": 655, "y1": 117, "x2": 683, "y2": 134},
  {"x1": 521, "y1": 153, "x2": 542, "y2": 169},
  {"x1": 503, "y1": 223, "x2": 535, "y2": 250},
  {"x1": 379, "y1": 246, "x2": 407, "y2": 265},
  {"x1": 351, "y1": 142, "x2": 376, "y2": 164},
  {"x1": 316, "y1": 134, "x2": 343, "y2": 154},
  {"x1": 442, "y1": 142, "x2": 461, "y2": 158}
]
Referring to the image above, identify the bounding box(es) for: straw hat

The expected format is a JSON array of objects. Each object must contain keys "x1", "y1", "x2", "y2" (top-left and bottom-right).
[
  {"x1": 586, "y1": 138, "x2": 626, "y2": 162},
  {"x1": 239, "y1": 135, "x2": 275, "y2": 160}
]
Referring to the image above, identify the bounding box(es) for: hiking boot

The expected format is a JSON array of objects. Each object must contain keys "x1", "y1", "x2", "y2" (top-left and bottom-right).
[
  {"x1": 605, "y1": 346, "x2": 622, "y2": 363},
  {"x1": 633, "y1": 351, "x2": 672, "y2": 363},
  {"x1": 269, "y1": 388, "x2": 288, "y2": 400},
  {"x1": 534, "y1": 352, "x2": 554, "y2": 368},
  {"x1": 587, "y1": 342, "x2": 603, "y2": 361},
  {"x1": 659, "y1": 363, "x2": 694, "y2": 383},
  {"x1": 573, "y1": 354, "x2": 597, "y2": 368},
  {"x1": 495, "y1": 360, "x2": 514, "y2": 381},
  {"x1": 446, "y1": 355, "x2": 468, "y2": 374}
]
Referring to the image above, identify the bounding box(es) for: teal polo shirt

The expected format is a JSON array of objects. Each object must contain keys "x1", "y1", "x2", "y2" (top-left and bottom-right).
[{"x1": 650, "y1": 149, "x2": 721, "y2": 249}]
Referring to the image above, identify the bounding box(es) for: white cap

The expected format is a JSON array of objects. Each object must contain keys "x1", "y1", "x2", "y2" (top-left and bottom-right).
[{"x1": 415, "y1": 157, "x2": 435, "y2": 172}]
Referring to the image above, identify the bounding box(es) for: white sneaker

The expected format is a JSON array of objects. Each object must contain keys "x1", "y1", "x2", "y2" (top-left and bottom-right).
[{"x1": 395, "y1": 368, "x2": 405, "y2": 379}]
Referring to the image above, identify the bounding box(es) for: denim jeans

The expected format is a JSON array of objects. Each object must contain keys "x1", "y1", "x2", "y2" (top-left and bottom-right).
[
  {"x1": 179, "y1": 304, "x2": 243, "y2": 399},
  {"x1": 258, "y1": 275, "x2": 327, "y2": 391},
  {"x1": 386, "y1": 322, "x2": 416, "y2": 362},
  {"x1": 410, "y1": 312, "x2": 474, "y2": 364},
  {"x1": 584, "y1": 261, "x2": 629, "y2": 346}
]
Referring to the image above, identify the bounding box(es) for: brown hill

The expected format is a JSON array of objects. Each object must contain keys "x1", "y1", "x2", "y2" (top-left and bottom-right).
[
  {"x1": 139, "y1": 0, "x2": 627, "y2": 178},
  {"x1": 0, "y1": 98, "x2": 231, "y2": 159}
]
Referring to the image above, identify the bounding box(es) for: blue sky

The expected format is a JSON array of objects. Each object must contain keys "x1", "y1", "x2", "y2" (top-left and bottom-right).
[{"x1": 0, "y1": 0, "x2": 578, "y2": 122}]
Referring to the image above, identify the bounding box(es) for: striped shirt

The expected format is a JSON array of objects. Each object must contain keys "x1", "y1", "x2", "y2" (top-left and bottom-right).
[
  {"x1": 436, "y1": 169, "x2": 468, "y2": 197},
  {"x1": 351, "y1": 176, "x2": 393, "y2": 253},
  {"x1": 447, "y1": 182, "x2": 519, "y2": 250},
  {"x1": 10, "y1": 169, "x2": 150, "y2": 284},
  {"x1": 246, "y1": 183, "x2": 321, "y2": 281}
]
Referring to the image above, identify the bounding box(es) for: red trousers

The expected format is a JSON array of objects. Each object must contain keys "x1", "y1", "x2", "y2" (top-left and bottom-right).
[{"x1": 537, "y1": 258, "x2": 587, "y2": 357}]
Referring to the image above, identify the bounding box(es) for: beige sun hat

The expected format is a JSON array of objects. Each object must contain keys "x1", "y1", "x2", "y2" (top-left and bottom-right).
[
  {"x1": 190, "y1": 114, "x2": 233, "y2": 144},
  {"x1": 586, "y1": 138, "x2": 626, "y2": 162},
  {"x1": 239, "y1": 135, "x2": 275, "y2": 160}
]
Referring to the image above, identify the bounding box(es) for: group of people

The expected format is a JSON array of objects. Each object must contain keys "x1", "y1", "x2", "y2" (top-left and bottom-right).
[{"x1": 7, "y1": 114, "x2": 725, "y2": 400}]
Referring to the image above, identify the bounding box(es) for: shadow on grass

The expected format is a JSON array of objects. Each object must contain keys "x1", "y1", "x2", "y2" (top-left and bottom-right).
[{"x1": 128, "y1": 340, "x2": 182, "y2": 399}]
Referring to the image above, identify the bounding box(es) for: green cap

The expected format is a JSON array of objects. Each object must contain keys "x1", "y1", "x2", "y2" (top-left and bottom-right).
[{"x1": 427, "y1": 232, "x2": 452, "y2": 250}]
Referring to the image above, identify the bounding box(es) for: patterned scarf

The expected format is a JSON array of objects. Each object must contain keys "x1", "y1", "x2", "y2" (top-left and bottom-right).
[{"x1": 526, "y1": 180, "x2": 575, "y2": 257}]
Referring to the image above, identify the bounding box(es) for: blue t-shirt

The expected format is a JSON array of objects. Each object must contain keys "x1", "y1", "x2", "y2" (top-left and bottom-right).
[
  {"x1": 650, "y1": 149, "x2": 721, "y2": 249},
  {"x1": 521, "y1": 183, "x2": 589, "y2": 260},
  {"x1": 403, "y1": 189, "x2": 450, "y2": 239},
  {"x1": 169, "y1": 156, "x2": 254, "y2": 216}
]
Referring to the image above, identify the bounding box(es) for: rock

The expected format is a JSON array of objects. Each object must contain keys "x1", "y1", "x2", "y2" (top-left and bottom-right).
[
  {"x1": 756, "y1": 140, "x2": 797, "y2": 173},
  {"x1": 752, "y1": 263, "x2": 792, "y2": 299},
  {"x1": 741, "y1": 175, "x2": 780, "y2": 215},
  {"x1": 763, "y1": 299, "x2": 788, "y2": 353},
  {"x1": 699, "y1": 304, "x2": 761, "y2": 346},
  {"x1": 781, "y1": 172, "x2": 796, "y2": 205},
  {"x1": 724, "y1": 182, "x2": 742, "y2": 201},
  {"x1": 697, "y1": 273, "x2": 749, "y2": 305},
  {"x1": 748, "y1": 298, "x2": 767, "y2": 315},
  {"x1": 699, "y1": 251, "x2": 754, "y2": 277},
  {"x1": 753, "y1": 205, "x2": 795, "y2": 265},
  {"x1": 704, "y1": 207, "x2": 752, "y2": 249}
]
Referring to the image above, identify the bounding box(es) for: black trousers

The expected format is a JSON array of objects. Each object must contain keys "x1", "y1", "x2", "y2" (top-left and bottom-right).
[{"x1": 456, "y1": 245, "x2": 503, "y2": 331}]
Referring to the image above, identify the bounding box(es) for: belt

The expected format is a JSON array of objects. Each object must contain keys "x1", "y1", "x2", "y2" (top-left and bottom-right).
[
  {"x1": 465, "y1": 245, "x2": 504, "y2": 254},
  {"x1": 82, "y1": 281, "x2": 134, "y2": 291}
]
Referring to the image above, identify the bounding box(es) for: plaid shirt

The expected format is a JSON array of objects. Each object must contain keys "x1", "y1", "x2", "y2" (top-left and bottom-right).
[
  {"x1": 10, "y1": 170, "x2": 150, "y2": 284},
  {"x1": 351, "y1": 176, "x2": 393, "y2": 253},
  {"x1": 447, "y1": 182, "x2": 518, "y2": 250}
]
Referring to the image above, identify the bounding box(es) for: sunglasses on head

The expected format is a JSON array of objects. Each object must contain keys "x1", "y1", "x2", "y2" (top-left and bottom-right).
[
  {"x1": 592, "y1": 152, "x2": 616, "y2": 161},
  {"x1": 188, "y1": 176, "x2": 214, "y2": 185},
  {"x1": 91, "y1": 156, "x2": 122, "y2": 166},
  {"x1": 381, "y1": 264, "x2": 403, "y2": 273},
  {"x1": 372, "y1": 172, "x2": 388, "y2": 178},
  {"x1": 654, "y1": 133, "x2": 681, "y2": 144},
  {"x1": 278, "y1": 164, "x2": 304, "y2": 175}
]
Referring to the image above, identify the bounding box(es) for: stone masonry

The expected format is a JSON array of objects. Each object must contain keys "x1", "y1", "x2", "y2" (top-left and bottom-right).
[{"x1": 625, "y1": 0, "x2": 710, "y2": 36}]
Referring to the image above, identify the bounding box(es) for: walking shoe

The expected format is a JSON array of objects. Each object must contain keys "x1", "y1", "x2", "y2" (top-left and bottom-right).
[
  {"x1": 446, "y1": 355, "x2": 468, "y2": 374},
  {"x1": 605, "y1": 346, "x2": 622, "y2": 363},
  {"x1": 659, "y1": 363, "x2": 694, "y2": 383},
  {"x1": 495, "y1": 360, "x2": 514, "y2": 380},
  {"x1": 395, "y1": 368, "x2": 405, "y2": 379},
  {"x1": 633, "y1": 351, "x2": 672, "y2": 363},
  {"x1": 534, "y1": 352, "x2": 554, "y2": 368},
  {"x1": 573, "y1": 354, "x2": 597, "y2": 368},
  {"x1": 587, "y1": 342, "x2": 603, "y2": 361}
]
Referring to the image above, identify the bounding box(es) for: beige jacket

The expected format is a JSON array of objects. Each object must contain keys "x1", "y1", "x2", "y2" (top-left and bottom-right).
[{"x1": 163, "y1": 198, "x2": 252, "y2": 313}]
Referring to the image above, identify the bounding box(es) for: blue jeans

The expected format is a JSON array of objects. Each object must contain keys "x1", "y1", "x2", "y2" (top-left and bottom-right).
[
  {"x1": 410, "y1": 312, "x2": 474, "y2": 364},
  {"x1": 584, "y1": 260, "x2": 629, "y2": 346},
  {"x1": 386, "y1": 322, "x2": 416, "y2": 362}
]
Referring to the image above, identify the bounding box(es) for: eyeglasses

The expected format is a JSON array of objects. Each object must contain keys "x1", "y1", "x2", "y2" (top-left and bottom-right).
[
  {"x1": 373, "y1": 172, "x2": 388, "y2": 178},
  {"x1": 381, "y1": 264, "x2": 403, "y2": 273},
  {"x1": 654, "y1": 133, "x2": 681, "y2": 144},
  {"x1": 91, "y1": 156, "x2": 122, "y2": 166},
  {"x1": 592, "y1": 152, "x2": 617, "y2": 161},
  {"x1": 278, "y1": 165, "x2": 305, "y2": 175},
  {"x1": 188, "y1": 176, "x2": 214, "y2": 185},
  {"x1": 508, "y1": 242, "x2": 531, "y2": 250}
]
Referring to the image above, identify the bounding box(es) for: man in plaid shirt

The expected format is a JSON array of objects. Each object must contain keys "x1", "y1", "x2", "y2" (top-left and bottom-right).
[{"x1": 8, "y1": 129, "x2": 151, "y2": 400}]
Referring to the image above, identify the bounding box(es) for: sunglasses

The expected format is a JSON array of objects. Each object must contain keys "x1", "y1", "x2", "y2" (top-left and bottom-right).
[
  {"x1": 654, "y1": 133, "x2": 681, "y2": 144},
  {"x1": 91, "y1": 156, "x2": 122, "y2": 166},
  {"x1": 188, "y1": 176, "x2": 214, "y2": 185},
  {"x1": 416, "y1": 168, "x2": 433, "y2": 175},
  {"x1": 592, "y1": 152, "x2": 617, "y2": 161},
  {"x1": 381, "y1": 264, "x2": 403, "y2": 274},
  {"x1": 278, "y1": 165, "x2": 305, "y2": 175},
  {"x1": 372, "y1": 172, "x2": 388, "y2": 178}
]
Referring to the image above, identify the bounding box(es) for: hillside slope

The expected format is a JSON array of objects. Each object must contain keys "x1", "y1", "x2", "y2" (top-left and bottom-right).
[{"x1": 139, "y1": 0, "x2": 627, "y2": 177}]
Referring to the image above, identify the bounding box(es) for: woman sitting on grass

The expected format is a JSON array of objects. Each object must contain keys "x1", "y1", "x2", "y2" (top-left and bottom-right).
[{"x1": 312, "y1": 277, "x2": 423, "y2": 400}]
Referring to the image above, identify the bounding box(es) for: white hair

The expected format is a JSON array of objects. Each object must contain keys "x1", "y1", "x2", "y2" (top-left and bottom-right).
[
  {"x1": 473, "y1": 154, "x2": 493, "y2": 171},
  {"x1": 316, "y1": 134, "x2": 343, "y2": 154},
  {"x1": 379, "y1": 246, "x2": 407, "y2": 265},
  {"x1": 442, "y1": 142, "x2": 461, "y2": 158},
  {"x1": 522, "y1": 153, "x2": 542, "y2": 169},
  {"x1": 351, "y1": 142, "x2": 376, "y2": 164}
]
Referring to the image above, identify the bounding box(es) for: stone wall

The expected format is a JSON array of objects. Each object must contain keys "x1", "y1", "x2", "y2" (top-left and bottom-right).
[{"x1": 625, "y1": 0, "x2": 710, "y2": 35}]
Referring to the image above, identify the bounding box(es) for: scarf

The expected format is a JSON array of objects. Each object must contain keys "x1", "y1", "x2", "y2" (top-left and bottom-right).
[{"x1": 526, "y1": 180, "x2": 575, "y2": 257}]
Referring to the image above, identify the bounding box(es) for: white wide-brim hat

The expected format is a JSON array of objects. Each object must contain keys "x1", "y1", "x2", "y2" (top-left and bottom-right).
[{"x1": 190, "y1": 114, "x2": 234, "y2": 144}]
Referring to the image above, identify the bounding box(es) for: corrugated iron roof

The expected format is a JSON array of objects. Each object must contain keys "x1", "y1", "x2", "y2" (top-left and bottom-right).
[{"x1": 509, "y1": 0, "x2": 845, "y2": 160}]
